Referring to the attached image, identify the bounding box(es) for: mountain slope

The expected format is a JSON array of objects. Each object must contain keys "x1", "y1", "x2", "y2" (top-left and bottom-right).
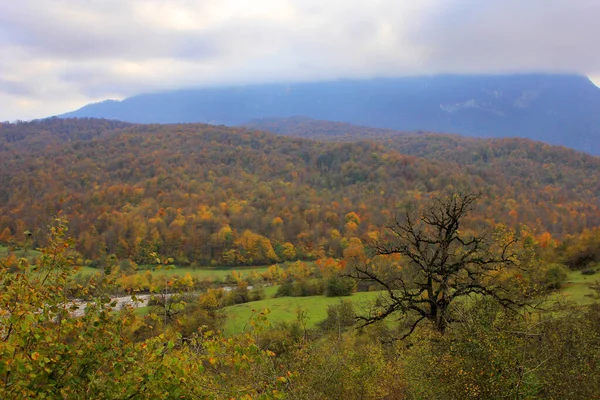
[
  {"x1": 244, "y1": 116, "x2": 597, "y2": 164},
  {"x1": 59, "y1": 74, "x2": 600, "y2": 155},
  {"x1": 246, "y1": 117, "x2": 600, "y2": 236},
  {"x1": 1, "y1": 119, "x2": 599, "y2": 265}
]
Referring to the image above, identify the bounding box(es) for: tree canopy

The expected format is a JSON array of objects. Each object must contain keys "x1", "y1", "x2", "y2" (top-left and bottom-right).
[{"x1": 351, "y1": 191, "x2": 528, "y2": 336}]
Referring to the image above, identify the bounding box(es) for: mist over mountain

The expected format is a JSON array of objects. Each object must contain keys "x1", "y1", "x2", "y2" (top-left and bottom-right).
[{"x1": 59, "y1": 74, "x2": 600, "y2": 155}]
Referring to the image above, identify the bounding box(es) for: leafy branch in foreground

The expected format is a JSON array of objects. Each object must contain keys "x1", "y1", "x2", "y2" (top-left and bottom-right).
[{"x1": 0, "y1": 220, "x2": 288, "y2": 399}]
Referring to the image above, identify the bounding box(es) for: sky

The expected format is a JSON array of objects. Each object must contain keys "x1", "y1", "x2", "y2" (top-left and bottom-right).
[{"x1": 1, "y1": 0, "x2": 599, "y2": 121}]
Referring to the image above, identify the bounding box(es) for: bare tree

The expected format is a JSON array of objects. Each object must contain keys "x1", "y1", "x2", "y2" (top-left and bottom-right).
[{"x1": 350, "y1": 191, "x2": 523, "y2": 337}]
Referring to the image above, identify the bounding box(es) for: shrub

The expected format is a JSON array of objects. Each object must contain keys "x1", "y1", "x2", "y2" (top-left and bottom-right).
[
  {"x1": 249, "y1": 287, "x2": 265, "y2": 301},
  {"x1": 355, "y1": 280, "x2": 376, "y2": 292},
  {"x1": 275, "y1": 279, "x2": 325, "y2": 297},
  {"x1": 318, "y1": 300, "x2": 355, "y2": 332},
  {"x1": 326, "y1": 276, "x2": 355, "y2": 297},
  {"x1": 581, "y1": 269, "x2": 596, "y2": 275},
  {"x1": 220, "y1": 282, "x2": 251, "y2": 306},
  {"x1": 545, "y1": 264, "x2": 568, "y2": 289},
  {"x1": 119, "y1": 259, "x2": 138, "y2": 275},
  {"x1": 294, "y1": 279, "x2": 325, "y2": 296},
  {"x1": 275, "y1": 281, "x2": 293, "y2": 297}
]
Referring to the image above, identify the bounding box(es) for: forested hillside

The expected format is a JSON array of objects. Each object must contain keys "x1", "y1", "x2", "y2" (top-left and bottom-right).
[
  {"x1": 1, "y1": 118, "x2": 599, "y2": 267},
  {"x1": 248, "y1": 116, "x2": 600, "y2": 233}
]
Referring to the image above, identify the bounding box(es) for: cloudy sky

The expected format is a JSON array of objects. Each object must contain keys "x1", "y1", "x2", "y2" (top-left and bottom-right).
[{"x1": 1, "y1": 0, "x2": 598, "y2": 121}]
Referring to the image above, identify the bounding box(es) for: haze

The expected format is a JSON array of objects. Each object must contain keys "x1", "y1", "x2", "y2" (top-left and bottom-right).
[{"x1": 1, "y1": 0, "x2": 599, "y2": 121}]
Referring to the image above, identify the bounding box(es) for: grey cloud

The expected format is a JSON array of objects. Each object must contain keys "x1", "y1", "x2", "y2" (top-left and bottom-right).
[
  {"x1": 2, "y1": 0, "x2": 598, "y2": 70},
  {"x1": 0, "y1": 1, "x2": 220, "y2": 61},
  {"x1": 1, "y1": 0, "x2": 599, "y2": 120},
  {"x1": 414, "y1": 0, "x2": 600, "y2": 74},
  {"x1": 0, "y1": 78, "x2": 34, "y2": 96},
  {"x1": 58, "y1": 66, "x2": 154, "y2": 98}
]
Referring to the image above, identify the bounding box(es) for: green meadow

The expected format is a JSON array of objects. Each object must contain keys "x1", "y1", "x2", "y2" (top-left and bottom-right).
[
  {"x1": 554, "y1": 266, "x2": 600, "y2": 305},
  {"x1": 0, "y1": 245, "x2": 41, "y2": 261},
  {"x1": 99, "y1": 265, "x2": 600, "y2": 337},
  {"x1": 222, "y1": 291, "x2": 383, "y2": 336},
  {"x1": 76, "y1": 265, "x2": 272, "y2": 281}
]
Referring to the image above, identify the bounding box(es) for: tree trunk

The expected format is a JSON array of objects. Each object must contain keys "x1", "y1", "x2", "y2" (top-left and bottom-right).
[{"x1": 436, "y1": 303, "x2": 448, "y2": 334}]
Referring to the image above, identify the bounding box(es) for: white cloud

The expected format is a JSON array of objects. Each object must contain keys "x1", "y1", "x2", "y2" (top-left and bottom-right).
[{"x1": 0, "y1": 0, "x2": 598, "y2": 120}]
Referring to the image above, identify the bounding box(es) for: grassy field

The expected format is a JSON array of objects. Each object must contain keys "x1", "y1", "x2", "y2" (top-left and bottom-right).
[
  {"x1": 220, "y1": 267, "x2": 600, "y2": 336},
  {"x1": 223, "y1": 291, "x2": 382, "y2": 336},
  {"x1": 0, "y1": 245, "x2": 42, "y2": 260},
  {"x1": 555, "y1": 266, "x2": 599, "y2": 305},
  {"x1": 139, "y1": 266, "x2": 272, "y2": 280},
  {"x1": 86, "y1": 265, "x2": 600, "y2": 337},
  {"x1": 0, "y1": 245, "x2": 272, "y2": 281},
  {"x1": 261, "y1": 285, "x2": 279, "y2": 298},
  {"x1": 76, "y1": 265, "x2": 272, "y2": 281},
  {"x1": 76, "y1": 265, "x2": 101, "y2": 275},
  {"x1": 41, "y1": 254, "x2": 600, "y2": 337}
]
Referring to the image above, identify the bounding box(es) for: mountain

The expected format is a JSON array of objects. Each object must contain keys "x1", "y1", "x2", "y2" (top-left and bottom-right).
[
  {"x1": 245, "y1": 117, "x2": 600, "y2": 211},
  {"x1": 58, "y1": 74, "x2": 600, "y2": 155},
  {"x1": 243, "y1": 116, "x2": 590, "y2": 160},
  {"x1": 1, "y1": 118, "x2": 599, "y2": 266}
]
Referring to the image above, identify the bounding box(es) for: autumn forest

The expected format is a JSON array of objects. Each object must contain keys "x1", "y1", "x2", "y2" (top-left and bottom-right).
[{"x1": 1, "y1": 118, "x2": 599, "y2": 265}]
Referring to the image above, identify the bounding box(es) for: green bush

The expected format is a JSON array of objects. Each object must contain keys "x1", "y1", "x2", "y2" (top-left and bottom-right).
[
  {"x1": 545, "y1": 264, "x2": 568, "y2": 289},
  {"x1": 318, "y1": 300, "x2": 356, "y2": 332},
  {"x1": 275, "y1": 279, "x2": 325, "y2": 297},
  {"x1": 581, "y1": 268, "x2": 596, "y2": 275},
  {"x1": 326, "y1": 276, "x2": 355, "y2": 297}
]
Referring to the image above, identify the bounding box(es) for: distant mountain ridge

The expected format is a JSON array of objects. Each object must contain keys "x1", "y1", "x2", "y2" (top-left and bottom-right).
[
  {"x1": 243, "y1": 116, "x2": 600, "y2": 175},
  {"x1": 59, "y1": 74, "x2": 600, "y2": 155}
]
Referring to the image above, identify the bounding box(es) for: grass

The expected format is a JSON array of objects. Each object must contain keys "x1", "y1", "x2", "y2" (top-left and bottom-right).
[
  {"x1": 1, "y1": 244, "x2": 272, "y2": 282},
  {"x1": 75, "y1": 265, "x2": 272, "y2": 281},
  {"x1": 555, "y1": 267, "x2": 600, "y2": 305},
  {"x1": 76, "y1": 265, "x2": 101, "y2": 275},
  {"x1": 261, "y1": 285, "x2": 279, "y2": 298},
  {"x1": 220, "y1": 266, "x2": 600, "y2": 336},
  {"x1": 76, "y1": 261, "x2": 600, "y2": 337},
  {"x1": 133, "y1": 306, "x2": 151, "y2": 316},
  {"x1": 222, "y1": 291, "x2": 382, "y2": 336},
  {"x1": 0, "y1": 245, "x2": 42, "y2": 261}
]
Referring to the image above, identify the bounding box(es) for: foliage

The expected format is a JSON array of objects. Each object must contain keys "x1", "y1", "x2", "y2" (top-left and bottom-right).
[
  {"x1": 317, "y1": 300, "x2": 356, "y2": 333},
  {"x1": 281, "y1": 328, "x2": 406, "y2": 399},
  {"x1": 2, "y1": 118, "x2": 600, "y2": 270},
  {"x1": 0, "y1": 220, "x2": 292, "y2": 399},
  {"x1": 325, "y1": 275, "x2": 356, "y2": 297},
  {"x1": 2, "y1": 118, "x2": 600, "y2": 398},
  {"x1": 351, "y1": 191, "x2": 530, "y2": 336},
  {"x1": 276, "y1": 279, "x2": 325, "y2": 297},
  {"x1": 1, "y1": 217, "x2": 599, "y2": 398},
  {"x1": 544, "y1": 263, "x2": 568, "y2": 290},
  {"x1": 402, "y1": 298, "x2": 600, "y2": 399},
  {"x1": 559, "y1": 227, "x2": 600, "y2": 270}
]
